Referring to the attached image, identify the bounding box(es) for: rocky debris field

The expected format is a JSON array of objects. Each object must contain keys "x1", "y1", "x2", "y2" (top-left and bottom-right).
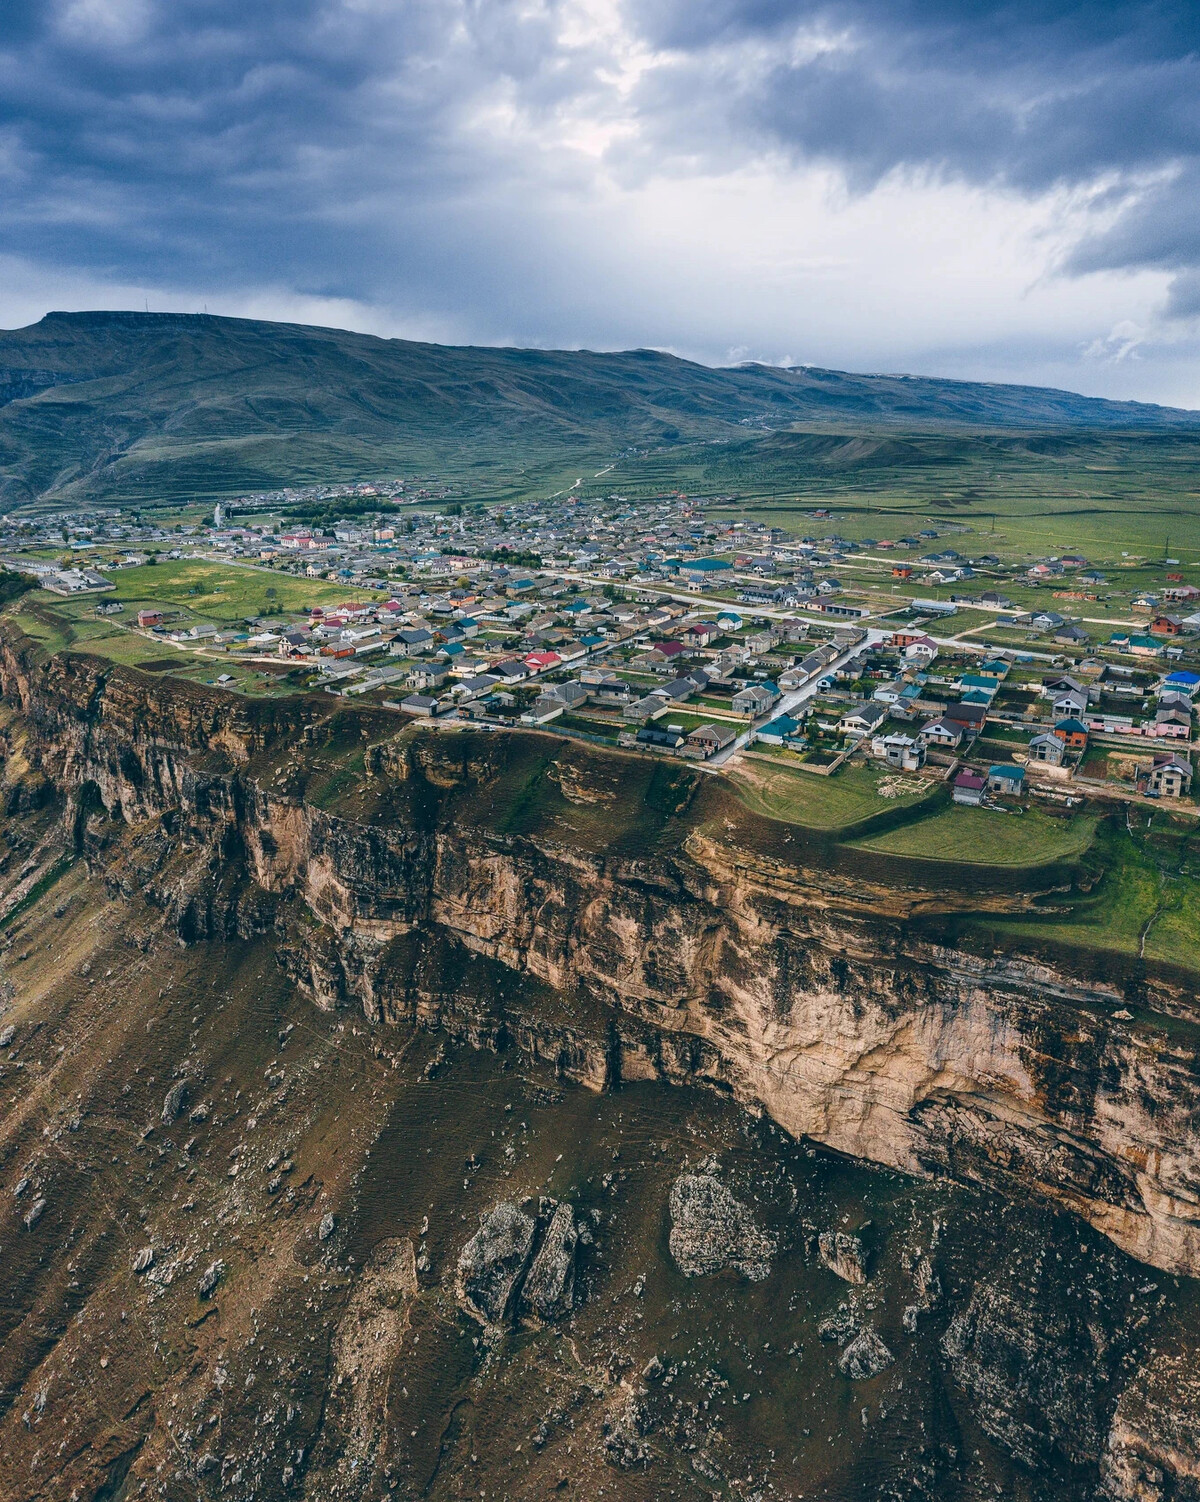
[{"x1": 0, "y1": 805, "x2": 1198, "y2": 1501}]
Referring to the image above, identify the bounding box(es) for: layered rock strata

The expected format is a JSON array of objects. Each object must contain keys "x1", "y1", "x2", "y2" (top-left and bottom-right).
[{"x1": 2, "y1": 631, "x2": 1199, "y2": 1278}]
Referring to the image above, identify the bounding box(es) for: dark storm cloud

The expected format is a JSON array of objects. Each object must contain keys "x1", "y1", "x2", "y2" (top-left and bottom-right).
[
  {"x1": 2, "y1": 0, "x2": 1200, "y2": 330},
  {"x1": 0, "y1": 1, "x2": 601, "y2": 312}
]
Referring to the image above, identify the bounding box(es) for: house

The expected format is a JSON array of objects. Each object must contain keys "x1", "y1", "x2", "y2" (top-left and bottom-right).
[
  {"x1": 1155, "y1": 706, "x2": 1191, "y2": 737},
  {"x1": 455, "y1": 673, "x2": 499, "y2": 700},
  {"x1": 1054, "y1": 623, "x2": 1090, "y2": 645},
  {"x1": 524, "y1": 650, "x2": 562, "y2": 672},
  {"x1": 755, "y1": 714, "x2": 803, "y2": 746},
  {"x1": 538, "y1": 680, "x2": 591, "y2": 710},
  {"x1": 1041, "y1": 674, "x2": 1083, "y2": 701},
  {"x1": 137, "y1": 609, "x2": 164, "y2": 628},
  {"x1": 919, "y1": 716, "x2": 964, "y2": 749},
  {"x1": 976, "y1": 658, "x2": 1010, "y2": 680},
  {"x1": 679, "y1": 622, "x2": 719, "y2": 648},
  {"x1": 399, "y1": 694, "x2": 441, "y2": 716},
  {"x1": 1129, "y1": 635, "x2": 1166, "y2": 657},
  {"x1": 407, "y1": 664, "x2": 449, "y2": 691},
  {"x1": 731, "y1": 682, "x2": 780, "y2": 717},
  {"x1": 952, "y1": 770, "x2": 986, "y2": 805},
  {"x1": 1163, "y1": 584, "x2": 1200, "y2": 602},
  {"x1": 491, "y1": 658, "x2": 530, "y2": 683},
  {"x1": 1029, "y1": 732, "x2": 1066, "y2": 766},
  {"x1": 638, "y1": 640, "x2": 689, "y2": 672},
  {"x1": 892, "y1": 565, "x2": 913, "y2": 579},
  {"x1": 623, "y1": 694, "x2": 664, "y2": 722},
  {"x1": 901, "y1": 635, "x2": 938, "y2": 664},
  {"x1": 1150, "y1": 615, "x2": 1185, "y2": 636},
  {"x1": 1109, "y1": 632, "x2": 1163, "y2": 657},
  {"x1": 591, "y1": 676, "x2": 634, "y2": 706},
  {"x1": 636, "y1": 725, "x2": 686, "y2": 751},
  {"x1": 988, "y1": 765, "x2": 1025, "y2": 795},
  {"x1": 394, "y1": 627, "x2": 435, "y2": 653},
  {"x1": 1053, "y1": 717, "x2": 1089, "y2": 751},
  {"x1": 1144, "y1": 752, "x2": 1193, "y2": 797},
  {"x1": 1053, "y1": 689, "x2": 1089, "y2": 719},
  {"x1": 838, "y1": 701, "x2": 889, "y2": 737},
  {"x1": 716, "y1": 611, "x2": 743, "y2": 631},
  {"x1": 279, "y1": 629, "x2": 311, "y2": 656},
  {"x1": 685, "y1": 723, "x2": 737, "y2": 758},
  {"x1": 871, "y1": 733, "x2": 926, "y2": 771},
  {"x1": 944, "y1": 701, "x2": 987, "y2": 733},
  {"x1": 1162, "y1": 670, "x2": 1200, "y2": 696}
]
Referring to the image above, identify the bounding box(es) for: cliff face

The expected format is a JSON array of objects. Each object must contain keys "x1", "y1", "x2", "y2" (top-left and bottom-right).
[{"x1": 3, "y1": 632, "x2": 1199, "y2": 1279}]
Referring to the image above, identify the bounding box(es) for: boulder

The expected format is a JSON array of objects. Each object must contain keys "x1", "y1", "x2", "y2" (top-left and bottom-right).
[
  {"x1": 318, "y1": 1212, "x2": 336, "y2": 1242},
  {"x1": 913, "y1": 1255, "x2": 941, "y2": 1307},
  {"x1": 818, "y1": 1230, "x2": 867, "y2": 1285},
  {"x1": 198, "y1": 1260, "x2": 224, "y2": 1299},
  {"x1": 521, "y1": 1202, "x2": 578, "y2": 1321},
  {"x1": 457, "y1": 1201, "x2": 536, "y2": 1324},
  {"x1": 818, "y1": 1303, "x2": 859, "y2": 1345},
  {"x1": 132, "y1": 1245, "x2": 154, "y2": 1273},
  {"x1": 838, "y1": 1328, "x2": 895, "y2": 1380},
  {"x1": 667, "y1": 1171, "x2": 775, "y2": 1281},
  {"x1": 603, "y1": 1393, "x2": 653, "y2": 1470},
  {"x1": 161, "y1": 1080, "x2": 188, "y2": 1125}
]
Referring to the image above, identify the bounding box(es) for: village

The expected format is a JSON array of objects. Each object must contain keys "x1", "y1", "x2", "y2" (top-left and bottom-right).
[{"x1": 2, "y1": 480, "x2": 1198, "y2": 823}]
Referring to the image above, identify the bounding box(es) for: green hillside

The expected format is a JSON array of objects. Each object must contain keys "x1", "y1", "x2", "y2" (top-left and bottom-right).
[{"x1": 1, "y1": 311, "x2": 1198, "y2": 507}]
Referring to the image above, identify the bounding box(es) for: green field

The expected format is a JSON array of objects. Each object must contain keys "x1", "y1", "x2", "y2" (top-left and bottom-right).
[
  {"x1": 3, "y1": 557, "x2": 362, "y2": 694},
  {"x1": 729, "y1": 760, "x2": 939, "y2": 831},
  {"x1": 849, "y1": 805, "x2": 1099, "y2": 866},
  {"x1": 974, "y1": 818, "x2": 1200, "y2": 967},
  {"x1": 94, "y1": 558, "x2": 364, "y2": 621},
  {"x1": 693, "y1": 429, "x2": 1200, "y2": 569}
]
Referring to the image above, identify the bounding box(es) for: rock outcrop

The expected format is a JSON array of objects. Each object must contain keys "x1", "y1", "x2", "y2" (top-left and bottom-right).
[
  {"x1": 819, "y1": 1230, "x2": 868, "y2": 1284},
  {"x1": 457, "y1": 1202, "x2": 537, "y2": 1325},
  {"x1": 1101, "y1": 1353, "x2": 1200, "y2": 1501},
  {"x1": 521, "y1": 1202, "x2": 580, "y2": 1322},
  {"x1": 940, "y1": 1217, "x2": 1145, "y2": 1472},
  {"x1": 838, "y1": 1328, "x2": 895, "y2": 1380},
  {"x1": 668, "y1": 1168, "x2": 775, "y2": 1281}
]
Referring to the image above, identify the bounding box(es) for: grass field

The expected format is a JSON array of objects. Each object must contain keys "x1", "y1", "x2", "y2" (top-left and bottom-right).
[
  {"x1": 94, "y1": 558, "x2": 364, "y2": 621},
  {"x1": 849, "y1": 805, "x2": 1099, "y2": 865},
  {"x1": 729, "y1": 760, "x2": 938, "y2": 831},
  {"x1": 682, "y1": 429, "x2": 1200, "y2": 570},
  {"x1": 976, "y1": 818, "x2": 1200, "y2": 965},
  {"x1": 3, "y1": 560, "x2": 352, "y2": 695}
]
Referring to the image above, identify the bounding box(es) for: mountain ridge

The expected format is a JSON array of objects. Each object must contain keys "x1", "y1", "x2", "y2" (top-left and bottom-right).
[{"x1": 1, "y1": 310, "x2": 1197, "y2": 506}]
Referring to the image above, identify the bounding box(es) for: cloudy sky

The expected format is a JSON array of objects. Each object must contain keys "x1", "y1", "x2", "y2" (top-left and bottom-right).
[{"x1": 3, "y1": 0, "x2": 1200, "y2": 404}]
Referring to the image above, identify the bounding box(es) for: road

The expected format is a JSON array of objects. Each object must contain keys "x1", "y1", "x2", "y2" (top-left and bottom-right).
[{"x1": 705, "y1": 627, "x2": 891, "y2": 768}]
